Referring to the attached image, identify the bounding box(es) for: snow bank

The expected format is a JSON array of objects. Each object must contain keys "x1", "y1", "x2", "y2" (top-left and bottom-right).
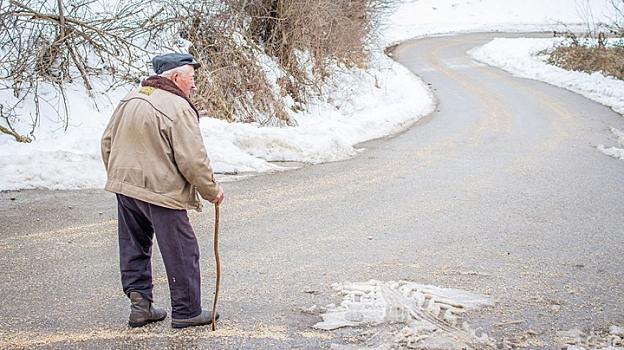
[
  {"x1": 0, "y1": 82, "x2": 130, "y2": 190},
  {"x1": 0, "y1": 52, "x2": 433, "y2": 190},
  {"x1": 202, "y1": 52, "x2": 434, "y2": 174}
]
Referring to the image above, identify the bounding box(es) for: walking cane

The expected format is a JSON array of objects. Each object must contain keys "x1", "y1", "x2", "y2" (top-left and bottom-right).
[{"x1": 212, "y1": 203, "x2": 220, "y2": 331}]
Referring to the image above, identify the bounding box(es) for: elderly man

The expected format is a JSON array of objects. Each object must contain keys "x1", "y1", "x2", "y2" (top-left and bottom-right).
[{"x1": 101, "y1": 53, "x2": 224, "y2": 328}]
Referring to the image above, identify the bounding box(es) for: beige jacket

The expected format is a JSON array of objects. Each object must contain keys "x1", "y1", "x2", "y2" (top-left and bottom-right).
[{"x1": 101, "y1": 86, "x2": 220, "y2": 211}]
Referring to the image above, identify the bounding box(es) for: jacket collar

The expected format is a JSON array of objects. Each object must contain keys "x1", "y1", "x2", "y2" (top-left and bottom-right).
[{"x1": 141, "y1": 76, "x2": 200, "y2": 120}]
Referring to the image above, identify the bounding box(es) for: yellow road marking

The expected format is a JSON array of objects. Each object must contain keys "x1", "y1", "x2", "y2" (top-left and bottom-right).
[{"x1": 426, "y1": 41, "x2": 513, "y2": 145}]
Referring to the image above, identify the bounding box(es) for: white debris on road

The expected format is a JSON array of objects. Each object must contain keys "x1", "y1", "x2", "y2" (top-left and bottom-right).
[
  {"x1": 598, "y1": 127, "x2": 624, "y2": 160},
  {"x1": 313, "y1": 280, "x2": 496, "y2": 349}
]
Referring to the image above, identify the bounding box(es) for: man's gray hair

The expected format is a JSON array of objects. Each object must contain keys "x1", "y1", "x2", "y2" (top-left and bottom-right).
[{"x1": 160, "y1": 64, "x2": 193, "y2": 78}]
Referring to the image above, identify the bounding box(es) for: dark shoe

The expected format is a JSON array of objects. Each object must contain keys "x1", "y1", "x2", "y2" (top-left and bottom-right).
[
  {"x1": 171, "y1": 310, "x2": 219, "y2": 328},
  {"x1": 128, "y1": 292, "x2": 167, "y2": 327}
]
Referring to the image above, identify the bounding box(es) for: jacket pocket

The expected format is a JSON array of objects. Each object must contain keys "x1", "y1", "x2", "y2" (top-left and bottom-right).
[{"x1": 113, "y1": 167, "x2": 146, "y2": 188}]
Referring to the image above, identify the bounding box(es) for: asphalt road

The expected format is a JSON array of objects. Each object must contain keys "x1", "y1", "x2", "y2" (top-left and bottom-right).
[{"x1": 1, "y1": 33, "x2": 623, "y2": 349}]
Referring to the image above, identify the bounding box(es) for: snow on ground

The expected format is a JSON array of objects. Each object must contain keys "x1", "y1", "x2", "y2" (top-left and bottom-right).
[
  {"x1": 598, "y1": 127, "x2": 624, "y2": 160},
  {"x1": 380, "y1": 0, "x2": 614, "y2": 45},
  {"x1": 0, "y1": 0, "x2": 620, "y2": 190}
]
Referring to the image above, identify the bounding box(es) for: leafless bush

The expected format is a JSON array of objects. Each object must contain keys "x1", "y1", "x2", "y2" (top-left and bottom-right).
[
  {"x1": 2, "y1": 0, "x2": 166, "y2": 84},
  {"x1": 0, "y1": 0, "x2": 165, "y2": 140},
  {"x1": 547, "y1": 0, "x2": 624, "y2": 81}
]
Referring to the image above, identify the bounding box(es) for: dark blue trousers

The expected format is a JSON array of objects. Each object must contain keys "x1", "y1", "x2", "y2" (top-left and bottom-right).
[{"x1": 116, "y1": 194, "x2": 202, "y2": 319}]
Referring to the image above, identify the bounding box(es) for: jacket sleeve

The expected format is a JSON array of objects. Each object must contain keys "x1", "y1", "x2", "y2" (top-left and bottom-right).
[
  {"x1": 101, "y1": 119, "x2": 113, "y2": 170},
  {"x1": 102, "y1": 101, "x2": 125, "y2": 169},
  {"x1": 170, "y1": 108, "x2": 221, "y2": 201}
]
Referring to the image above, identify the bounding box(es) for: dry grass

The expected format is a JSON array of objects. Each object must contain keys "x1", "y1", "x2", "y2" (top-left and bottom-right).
[
  {"x1": 547, "y1": 0, "x2": 624, "y2": 81},
  {"x1": 546, "y1": 40, "x2": 624, "y2": 81}
]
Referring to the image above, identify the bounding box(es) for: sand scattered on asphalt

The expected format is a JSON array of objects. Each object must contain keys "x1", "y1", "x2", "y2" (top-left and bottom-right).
[{"x1": 0, "y1": 324, "x2": 289, "y2": 348}]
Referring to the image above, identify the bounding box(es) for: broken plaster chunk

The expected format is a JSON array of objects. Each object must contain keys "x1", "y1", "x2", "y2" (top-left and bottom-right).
[
  {"x1": 313, "y1": 312, "x2": 359, "y2": 331},
  {"x1": 345, "y1": 310, "x2": 364, "y2": 322}
]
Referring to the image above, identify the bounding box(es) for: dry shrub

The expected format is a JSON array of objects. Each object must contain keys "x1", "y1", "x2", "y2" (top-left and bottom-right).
[
  {"x1": 241, "y1": 0, "x2": 381, "y2": 103},
  {"x1": 547, "y1": 0, "x2": 624, "y2": 81},
  {"x1": 172, "y1": 0, "x2": 392, "y2": 125},
  {"x1": 176, "y1": 3, "x2": 290, "y2": 125},
  {"x1": 2, "y1": 0, "x2": 163, "y2": 87}
]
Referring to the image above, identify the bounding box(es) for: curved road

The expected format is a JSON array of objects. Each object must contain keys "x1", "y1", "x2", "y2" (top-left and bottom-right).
[{"x1": 1, "y1": 33, "x2": 623, "y2": 349}]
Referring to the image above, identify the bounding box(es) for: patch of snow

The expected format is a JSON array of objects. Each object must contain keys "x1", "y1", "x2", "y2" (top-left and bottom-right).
[
  {"x1": 0, "y1": 79, "x2": 131, "y2": 190},
  {"x1": 382, "y1": 0, "x2": 614, "y2": 45},
  {"x1": 598, "y1": 127, "x2": 624, "y2": 160}
]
